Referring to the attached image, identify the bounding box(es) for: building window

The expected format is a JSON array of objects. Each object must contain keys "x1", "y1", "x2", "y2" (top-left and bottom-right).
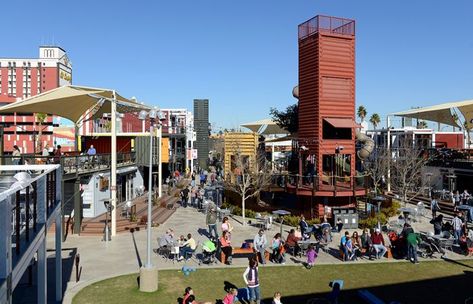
[
  {"x1": 322, "y1": 120, "x2": 352, "y2": 140},
  {"x1": 322, "y1": 154, "x2": 351, "y2": 177}
]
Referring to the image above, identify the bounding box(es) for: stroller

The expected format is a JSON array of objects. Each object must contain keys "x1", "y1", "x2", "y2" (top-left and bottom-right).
[
  {"x1": 418, "y1": 233, "x2": 444, "y2": 258},
  {"x1": 200, "y1": 239, "x2": 218, "y2": 265}
]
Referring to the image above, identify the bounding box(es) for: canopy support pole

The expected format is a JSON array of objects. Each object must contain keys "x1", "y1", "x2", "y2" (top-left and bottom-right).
[{"x1": 111, "y1": 91, "x2": 117, "y2": 237}]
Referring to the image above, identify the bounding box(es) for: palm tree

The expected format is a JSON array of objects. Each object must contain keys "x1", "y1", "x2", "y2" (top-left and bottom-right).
[
  {"x1": 357, "y1": 105, "x2": 367, "y2": 122},
  {"x1": 417, "y1": 121, "x2": 428, "y2": 129},
  {"x1": 35, "y1": 113, "x2": 48, "y2": 153},
  {"x1": 369, "y1": 113, "x2": 381, "y2": 129}
]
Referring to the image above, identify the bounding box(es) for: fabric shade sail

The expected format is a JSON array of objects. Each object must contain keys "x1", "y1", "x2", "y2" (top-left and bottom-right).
[
  {"x1": 324, "y1": 117, "x2": 360, "y2": 128},
  {"x1": 392, "y1": 99, "x2": 473, "y2": 128},
  {"x1": 0, "y1": 85, "x2": 150, "y2": 123},
  {"x1": 241, "y1": 118, "x2": 289, "y2": 135}
]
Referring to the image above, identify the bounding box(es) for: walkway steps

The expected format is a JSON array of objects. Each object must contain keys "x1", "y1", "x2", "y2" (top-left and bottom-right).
[
  {"x1": 386, "y1": 192, "x2": 455, "y2": 217},
  {"x1": 79, "y1": 180, "x2": 189, "y2": 236}
]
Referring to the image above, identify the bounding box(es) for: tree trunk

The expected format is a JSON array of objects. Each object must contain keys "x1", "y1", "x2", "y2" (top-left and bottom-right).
[
  {"x1": 241, "y1": 195, "x2": 246, "y2": 226},
  {"x1": 37, "y1": 122, "x2": 43, "y2": 153}
]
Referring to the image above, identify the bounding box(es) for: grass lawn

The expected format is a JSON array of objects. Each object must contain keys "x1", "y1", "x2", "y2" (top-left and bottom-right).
[{"x1": 72, "y1": 259, "x2": 473, "y2": 304}]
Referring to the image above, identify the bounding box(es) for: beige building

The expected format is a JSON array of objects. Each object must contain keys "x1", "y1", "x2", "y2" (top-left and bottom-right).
[{"x1": 223, "y1": 132, "x2": 259, "y2": 174}]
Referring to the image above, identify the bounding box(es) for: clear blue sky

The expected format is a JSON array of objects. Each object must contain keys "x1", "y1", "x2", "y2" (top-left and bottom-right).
[{"x1": 3, "y1": 0, "x2": 473, "y2": 130}]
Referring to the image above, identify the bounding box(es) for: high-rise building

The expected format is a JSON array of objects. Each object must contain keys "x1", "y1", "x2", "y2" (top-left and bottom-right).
[
  {"x1": 193, "y1": 99, "x2": 209, "y2": 170},
  {"x1": 0, "y1": 46, "x2": 72, "y2": 153}
]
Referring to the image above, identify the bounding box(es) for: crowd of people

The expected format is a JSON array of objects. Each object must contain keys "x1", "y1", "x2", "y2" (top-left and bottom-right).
[
  {"x1": 159, "y1": 171, "x2": 473, "y2": 303},
  {"x1": 179, "y1": 257, "x2": 284, "y2": 304}
]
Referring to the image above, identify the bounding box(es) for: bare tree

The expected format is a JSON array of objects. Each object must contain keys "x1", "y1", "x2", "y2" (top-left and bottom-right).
[
  {"x1": 364, "y1": 147, "x2": 389, "y2": 195},
  {"x1": 35, "y1": 113, "x2": 48, "y2": 153},
  {"x1": 390, "y1": 138, "x2": 429, "y2": 205},
  {"x1": 224, "y1": 142, "x2": 272, "y2": 225}
]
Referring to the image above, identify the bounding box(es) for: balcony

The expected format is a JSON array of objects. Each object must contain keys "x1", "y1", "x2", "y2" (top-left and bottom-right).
[
  {"x1": 298, "y1": 15, "x2": 355, "y2": 40},
  {"x1": 1, "y1": 152, "x2": 136, "y2": 180},
  {"x1": 270, "y1": 173, "x2": 369, "y2": 197},
  {"x1": 0, "y1": 164, "x2": 63, "y2": 303}
]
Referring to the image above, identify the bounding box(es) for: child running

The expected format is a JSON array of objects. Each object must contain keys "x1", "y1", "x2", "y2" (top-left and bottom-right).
[{"x1": 306, "y1": 244, "x2": 318, "y2": 269}]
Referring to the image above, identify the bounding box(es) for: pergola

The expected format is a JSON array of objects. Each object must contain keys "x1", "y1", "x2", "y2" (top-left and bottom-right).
[
  {"x1": 0, "y1": 85, "x2": 150, "y2": 236},
  {"x1": 392, "y1": 99, "x2": 473, "y2": 128}
]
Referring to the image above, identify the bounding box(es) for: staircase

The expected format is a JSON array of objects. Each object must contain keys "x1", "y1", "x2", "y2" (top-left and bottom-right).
[
  {"x1": 385, "y1": 192, "x2": 455, "y2": 218},
  {"x1": 80, "y1": 182, "x2": 188, "y2": 235}
]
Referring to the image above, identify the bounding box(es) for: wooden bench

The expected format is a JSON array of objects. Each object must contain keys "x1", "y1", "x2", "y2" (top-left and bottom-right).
[
  {"x1": 340, "y1": 247, "x2": 392, "y2": 261},
  {"x1": 220, "y1": 247, "x2": 270, "y2": 264}
]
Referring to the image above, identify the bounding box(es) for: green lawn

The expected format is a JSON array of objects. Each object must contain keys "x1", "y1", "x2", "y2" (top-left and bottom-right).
[{"x1": 73, "y1": 260, "x2": 473, "y2": 304}]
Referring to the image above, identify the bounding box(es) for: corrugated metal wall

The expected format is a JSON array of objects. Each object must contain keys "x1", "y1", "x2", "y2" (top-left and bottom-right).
[
  {"x1": 135, "y1": 136, "x2": 169, "y2": 166},
  {"x1": 298, "y1": 17, "x2": 356, "y2": 177}
]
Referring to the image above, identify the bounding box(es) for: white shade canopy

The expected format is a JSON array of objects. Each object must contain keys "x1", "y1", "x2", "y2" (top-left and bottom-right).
[
  {"x1": 0, "y1": 85, "x2": 150, "y2": 123},
  {"x1": 392, "y1": 99, "x2": 473, "y2": 128},
  {"x1": 241, "y1": 118, "x2": 288, "y2": 135}
]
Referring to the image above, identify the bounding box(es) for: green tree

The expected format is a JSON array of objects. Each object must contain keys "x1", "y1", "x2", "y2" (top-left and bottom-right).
[
  {"x1": 36, "y1": 113, "x2": 48, "y2": 153},
  {"x1": 270, "y1": 103, "x2": 298, "y2": 134},
  {"x1": 452, "y1": 113, "x2": 459, "y2": 132},
  {"x1": 357, "y1": 105, "x2": 367, "y2": 122},
  {"x1": 417, "y1": 121, "x2": 428, "y2": 129},
  {"x1": 369, "y1": 113, "x2": 381, "y2": 129}
]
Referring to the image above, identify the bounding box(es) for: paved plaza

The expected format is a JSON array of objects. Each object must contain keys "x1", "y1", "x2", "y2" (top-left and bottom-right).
[{"x1": 48, "y1": 203, "x2": 470, "y2": 303}]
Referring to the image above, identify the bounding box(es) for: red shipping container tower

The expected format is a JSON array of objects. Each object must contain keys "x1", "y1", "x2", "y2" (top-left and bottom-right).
[{"x1": 295, "y1": 15, "x2": 364, "y2": 217}]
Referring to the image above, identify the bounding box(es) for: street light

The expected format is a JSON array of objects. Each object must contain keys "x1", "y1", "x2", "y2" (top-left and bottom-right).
[
  {"x1": 425, "y1": 172, "x2": 433, "y2": 198},
  {"x1": 138, "y1": 107, "x2": 164, "y2": 292}
]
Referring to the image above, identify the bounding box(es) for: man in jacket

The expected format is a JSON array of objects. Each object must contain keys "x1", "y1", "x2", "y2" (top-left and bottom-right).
[
  {"x1": 407, "y1": 231, "x2": 421, "y2": 264},
  {"x1": 371, "y1": 228, "x2": 387, "y2": 259},
  {"x1": 206, "y1": 202, "x2": 219, "y2": 239}
]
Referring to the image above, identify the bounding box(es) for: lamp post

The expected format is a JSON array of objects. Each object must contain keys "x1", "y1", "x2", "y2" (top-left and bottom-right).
[
  {"x1": 138, "y1": 107, "x2": 163, "y2": 292},
  {"x1": 426, "y1": 172, "x2": 433, "y2": 198}
]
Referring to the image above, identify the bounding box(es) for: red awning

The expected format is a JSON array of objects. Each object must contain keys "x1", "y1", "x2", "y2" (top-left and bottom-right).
[{"x1": 324, "y1": 117, "x2": 361, "y2": 128}]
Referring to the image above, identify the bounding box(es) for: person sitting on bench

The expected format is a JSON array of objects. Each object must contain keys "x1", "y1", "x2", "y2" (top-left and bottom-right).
[
  {"x1": 371, "y1": 228, "x2": 387, "y2": 259},
  {"x1": 285, "y1": 229, "x2": 301, "y2": 256},
  {"x1": 179, "y1": 233, "x2": 196, "y2": 261},
  {"x1": 299, "y1": 215, "x2": 315, "y2": 240},
  {"x1": 254, "y1": 229, "x2": 268, "y2": 264}
]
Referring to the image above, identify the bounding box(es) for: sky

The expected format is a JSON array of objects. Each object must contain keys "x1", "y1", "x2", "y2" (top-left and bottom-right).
[{"x1": 2, "y1": 0, "x2": 473, "y2": 130}]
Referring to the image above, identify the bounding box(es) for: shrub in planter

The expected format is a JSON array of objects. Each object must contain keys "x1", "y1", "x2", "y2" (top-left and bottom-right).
[{"x1": 358, "y1": 213, "x2": 387, "y2": 229}]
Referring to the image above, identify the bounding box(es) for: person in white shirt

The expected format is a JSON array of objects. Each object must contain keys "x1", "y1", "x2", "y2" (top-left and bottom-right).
[
  {"x1": 243, "y1": 258, "x2": 260, "y2": 304},
  {"x1": 42, "y1": 144, "x2": 50, "y2": 157},
  {"x1": 452, "y1": 213, "x2": 463, "y2": 244},
  {"x1": 272, "y1": 291, "x2": 283, "y2": 304},
  {"x1": 254, "y1": 229, "x2": 267, "y2": 264}
]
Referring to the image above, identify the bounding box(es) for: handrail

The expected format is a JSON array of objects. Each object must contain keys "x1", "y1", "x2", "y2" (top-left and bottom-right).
[{"x1": 0, "y1": 152, "x2": 136, "y2": 176}]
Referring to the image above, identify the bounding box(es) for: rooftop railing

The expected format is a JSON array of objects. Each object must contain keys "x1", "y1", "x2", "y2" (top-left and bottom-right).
[{"x1": 298, "y1": 15, "x2": 355, "y2": 40}]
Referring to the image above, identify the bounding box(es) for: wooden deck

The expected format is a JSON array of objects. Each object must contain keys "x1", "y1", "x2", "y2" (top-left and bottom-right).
[{"x1": 80, "y1": 183, "x2": 187, "y2": 236}]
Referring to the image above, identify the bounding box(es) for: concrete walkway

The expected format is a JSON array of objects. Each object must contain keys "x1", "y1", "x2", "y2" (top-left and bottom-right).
[{"x1": 56, "y1": 205, "x2": 470, "y2": 303}]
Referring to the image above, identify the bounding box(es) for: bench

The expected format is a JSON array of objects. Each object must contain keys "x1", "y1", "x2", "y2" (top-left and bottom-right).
[
  {"x1": 358, "y1": 289, "x2": 386, "y2": 304},
  {"x1": 220, "y1": 247, "x2": 270, "y2": 264},
  {"x1": 340, "y1": 247, "x2": 392, "y2": 261}
]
